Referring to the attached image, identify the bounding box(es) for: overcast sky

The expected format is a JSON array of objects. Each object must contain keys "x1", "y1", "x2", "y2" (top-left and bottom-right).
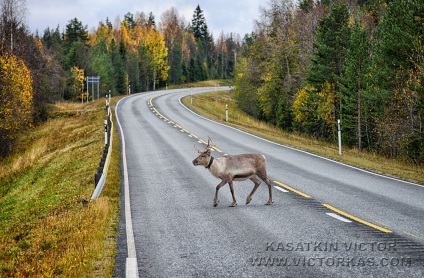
[{"x1": 26, "y1": 0, "x2": 265, "y2": 38}]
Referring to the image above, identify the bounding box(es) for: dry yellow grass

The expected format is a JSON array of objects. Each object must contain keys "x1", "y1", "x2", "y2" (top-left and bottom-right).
[
  {"x1": 0, "y1": 99, "x2": 121, "y2": 277},
  {"x1": 182, "y1": 90, "x2": 424, "y2": 184}
]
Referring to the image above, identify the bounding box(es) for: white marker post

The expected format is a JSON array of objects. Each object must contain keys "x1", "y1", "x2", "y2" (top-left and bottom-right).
[
  {"x1": 104, "y1": 120, "x2": 108, "y2": 146},
  {"x1": 338, "y1": 119, "x2": 342, "y2": 155},
  {"x1": 226, "y1": 104, "x2": 228, "y2": 122}
]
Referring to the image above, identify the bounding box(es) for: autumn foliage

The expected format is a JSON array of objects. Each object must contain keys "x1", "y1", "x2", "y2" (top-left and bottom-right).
[
  {"x1": 0, "y1": 53, "x2": 33, "y2": 156},
  {"x1": 235, "y1": 0, "x2": 424, "y2": 162}
]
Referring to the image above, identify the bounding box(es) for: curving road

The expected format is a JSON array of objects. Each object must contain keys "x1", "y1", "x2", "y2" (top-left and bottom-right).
[{"x1": 114, "y1": 88, "x2": 424, "y2": 277}]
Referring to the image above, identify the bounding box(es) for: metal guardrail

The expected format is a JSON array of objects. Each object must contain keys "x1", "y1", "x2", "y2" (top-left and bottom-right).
[{"x1": 90, "y1": 97, "x2": 113, "y2": 201}]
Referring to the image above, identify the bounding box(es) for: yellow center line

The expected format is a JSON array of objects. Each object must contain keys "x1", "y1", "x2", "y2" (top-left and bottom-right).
[
  {"x1": 404, "y1": 232, "x2": 422, "y2": 240},
  {"x1": 273, "y1": 181, "x2": 311, "y2": 198},
  {"x1": 149, "y1": 97, "x2": 222, "y2": 154},
  {"x1": 196, "y1": 139, "x2": 223, "y2": 152},
  {"x1": 212, "y1": 146, "x2": 223, "y2": 153},
  {"x1": 151, "y1": 95, "x2": 396, "y2": 235},
  {"x1": 375, "y1": 221, "x2": 390, "y2": 228},
  {"x1": 322, "y1": 204, "x2": 392, "y2": 233}
]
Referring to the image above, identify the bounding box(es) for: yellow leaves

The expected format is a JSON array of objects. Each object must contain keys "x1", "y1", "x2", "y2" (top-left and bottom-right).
[
  {"x1": 106, "y1": 20, "x2": 170, "y2": 82},
  {"x1": 90, "y1": 21, "x2": 113, "y2": 47},
  {"x1": 69, "y1": 66, "x2": 85, "y2": 95},
  {"x1": 0, "y1": 53, "x2": 34, "y2": 144},
  {"x1": 317, "y1": 81, "x2": 336, "y2": 126},
  {"x1": 293, "y1": 81, "x2": 336, "y2": 134},
  {"x1": 293, "y1": 84, "x2": 315, "y2": 126},
  {"x1": 144, "y1": 28, "x2": 170, "y2": 81}
]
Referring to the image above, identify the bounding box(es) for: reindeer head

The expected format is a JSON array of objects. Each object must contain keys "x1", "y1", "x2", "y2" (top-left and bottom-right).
[{"x1": 192, "y1": 137, "x2": 214, "y2": 167}]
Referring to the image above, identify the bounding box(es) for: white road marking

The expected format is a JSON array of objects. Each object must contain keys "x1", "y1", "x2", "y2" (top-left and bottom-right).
[
  {"x1": 326, "y1": 212, "x2": 352, "y2": 223},
  {"x1": 178, "y1": 94, "x2": 423, "y2": 188},
  {"x1": 115, "y1": 97, "x2": 140, "y2": 278},
  {"x1": 273, "y1": 185, "x2": 289, "y2": 193}
]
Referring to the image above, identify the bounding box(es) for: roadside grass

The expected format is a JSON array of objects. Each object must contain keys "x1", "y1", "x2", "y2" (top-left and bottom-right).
[
  {"x1": 182, "y1": 90, "x2": 424, "y2": 184},
  {"x1": 167, "y1": 79, "x2": 233, "y2": 89},
  {"x1": 0, "y1": 99, "x2": 121, "y2": 277}
]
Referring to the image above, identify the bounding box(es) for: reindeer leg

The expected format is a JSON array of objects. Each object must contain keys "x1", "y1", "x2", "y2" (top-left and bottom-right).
[
  {"x1": 257, "y1": 170, "x2": 273, "y2": 205},
  {"x1": 214, "y1": 180, "x2": 227, "y2": 207},
  {"x1": 228, "y1": 181, "x2": 237, "y2": 207},
  {"x1": 263, "y1": 177, "x2": 273, "y2": 205},
  {"x1": 246, "y1": 176, "x2": 261, "y2": 204}
]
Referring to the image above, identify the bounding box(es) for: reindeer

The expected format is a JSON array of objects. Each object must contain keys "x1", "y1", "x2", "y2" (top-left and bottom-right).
[{"x1": 192, "y1": 137, "x2": 273, "y2": 207}]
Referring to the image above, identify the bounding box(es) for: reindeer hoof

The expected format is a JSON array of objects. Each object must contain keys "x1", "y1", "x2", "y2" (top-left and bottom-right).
[
  {"x1": 246, "y1": 198, "x2": 251, "y2": 205},
  {"x1": 229, "y1": 203, "x2": 237, "y2": 207},
  {"x1": 265, "y1": 201, "x2": 273, "y2": 205},
  {"x1": 213, "y1": 201, "x2": 219, "y2": 207}
]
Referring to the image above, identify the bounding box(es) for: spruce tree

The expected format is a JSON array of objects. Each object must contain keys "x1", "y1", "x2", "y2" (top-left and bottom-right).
[
  {"x1": 341, "y1": 15, "x2": 371, "y2": 150},
  {"x1": 372, "y1": 0, "x2": 424, "y2": 160},
  {"x1": 305, "y1": 3, "x2": 350, "y2": 139},
  {"x1": 191, "y1": 5, "x2": 209, "y2": 40},
  {"x1": 64, "y1": 18, "x2": 88, "y2": 47},
  {"x1": 110, "y1": 39, "x2": 127, "y2": 95},
  {"x1": 307, "y1": 3, "x2": 350, "y2": 89}
]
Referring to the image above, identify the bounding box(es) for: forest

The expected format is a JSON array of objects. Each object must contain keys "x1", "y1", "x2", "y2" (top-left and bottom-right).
[
  {"x1": 0, "y1": 0, "x2": 423, "y2": 163},
  {"x1": 235, "y1": 0, "x2": 424, "y2": 163}
]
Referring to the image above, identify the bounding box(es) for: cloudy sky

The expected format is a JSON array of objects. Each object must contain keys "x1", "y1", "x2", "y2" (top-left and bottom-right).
[{"x1": 26, "y1": 0, "x2": 265, "y2": 37}]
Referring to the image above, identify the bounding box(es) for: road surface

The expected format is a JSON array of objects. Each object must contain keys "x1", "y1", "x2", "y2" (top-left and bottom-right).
[{"x1": 114, "y1": 87, "x2": 424, "y2": 277}]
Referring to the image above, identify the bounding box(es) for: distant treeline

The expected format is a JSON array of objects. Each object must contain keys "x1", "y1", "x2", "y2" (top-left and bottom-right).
[{"x1": 0, "y1": 2, "x2": 237, "y2": 156}]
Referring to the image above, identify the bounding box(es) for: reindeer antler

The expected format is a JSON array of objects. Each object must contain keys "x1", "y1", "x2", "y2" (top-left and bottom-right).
[
  {"x1": 194, "y1": 137, "x2": 215, "y2": 153},
  {"x1": 194, "y1": 144, "x2": 201, "y2": 153},
  {"x1": 207, "y1": 137, "x2": 215, "y2": 149}
]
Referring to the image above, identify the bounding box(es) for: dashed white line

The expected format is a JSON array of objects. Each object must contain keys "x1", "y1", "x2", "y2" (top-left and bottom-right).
[
  {"x1": 273, "y1": 185, "x2": 289, "y2": 193},
  {"x1": 326, "y1": 212, "x2": 352, "y2": 223}
]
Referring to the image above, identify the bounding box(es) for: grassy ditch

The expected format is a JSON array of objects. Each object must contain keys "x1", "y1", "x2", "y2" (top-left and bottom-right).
[
  {"x1": 167, "y1": 79, "x2": 233, "y2": 89},
  {"x1": 182, "y1": 90, "x2": 424, "y2": 184},
  {"x1": 0, "y1": 100, "x2": 121, "y2": 277}
]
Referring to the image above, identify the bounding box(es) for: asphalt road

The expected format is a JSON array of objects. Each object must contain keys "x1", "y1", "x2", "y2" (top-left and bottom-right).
[{"x1": 114, "y1": 88, "x2": 424, "y2": 277}]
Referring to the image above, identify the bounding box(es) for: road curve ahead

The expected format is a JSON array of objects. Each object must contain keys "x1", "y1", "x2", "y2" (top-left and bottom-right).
[{"x1": 114, "y1": 88, "x2": 424, "y2": 277}]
